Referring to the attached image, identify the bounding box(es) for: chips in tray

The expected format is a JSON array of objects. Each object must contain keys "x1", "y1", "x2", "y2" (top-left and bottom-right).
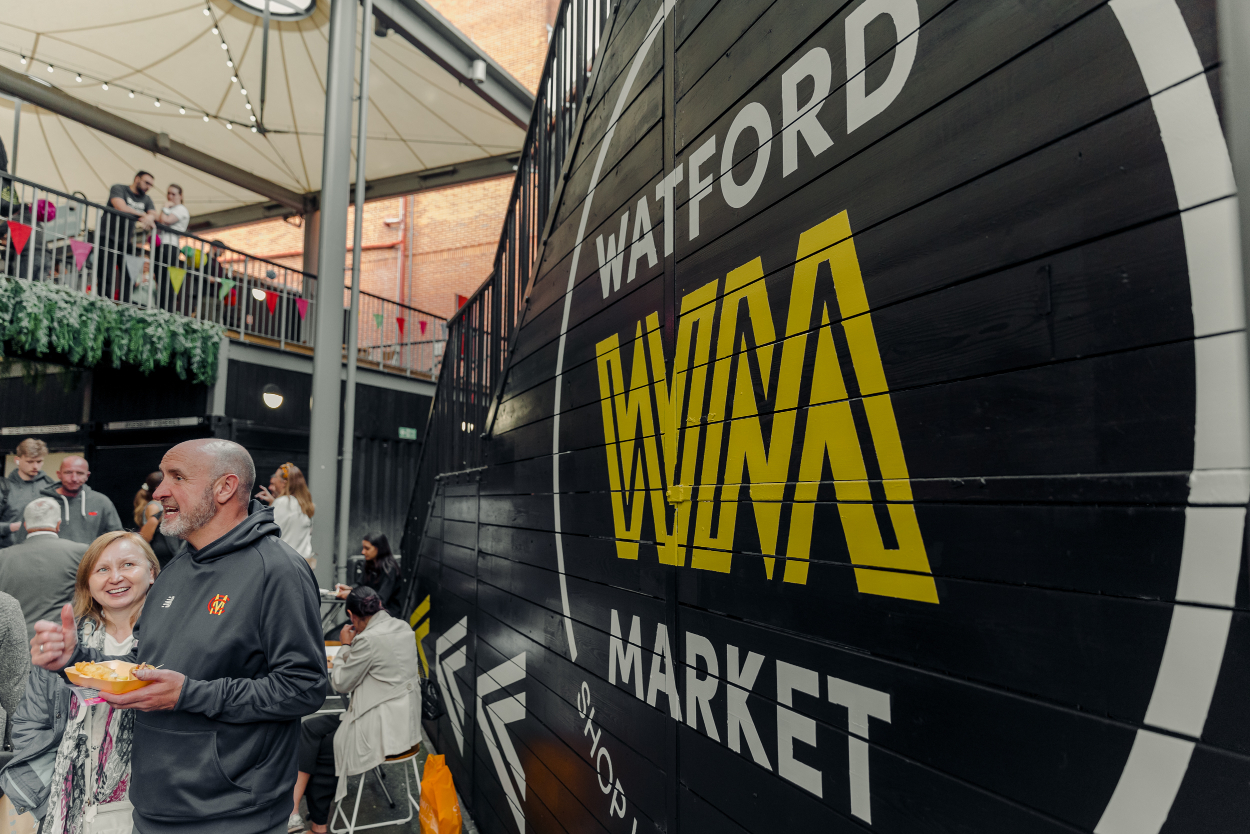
[{"x1": 65, "y1": 660, "x2": 155, "y2": 694}]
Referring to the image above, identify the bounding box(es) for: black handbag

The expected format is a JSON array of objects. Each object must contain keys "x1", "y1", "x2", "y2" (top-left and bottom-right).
[{"x1": 422, "y1": 675, "x2": 446, "y2": 721}]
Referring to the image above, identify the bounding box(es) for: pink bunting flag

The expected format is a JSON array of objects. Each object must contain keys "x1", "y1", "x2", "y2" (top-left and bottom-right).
[
  {"x1": 419, "y1": 320, "x2": 427, "y2": 336},
  {"x1": 295, "y1": 298, "x2": 308, "y2": 319},
  {"x1": 396, "y1": 317, "x2": 406, "y2": 337},
  {"x1": 69, "y1": 239, "x2": 94, "y2": 271},
  {"x1": 6, "y1": 221, "x2": 31, "y2": 254},
  {"x1": 265, "y1": 291, "x2": 278, "y2": 315}
]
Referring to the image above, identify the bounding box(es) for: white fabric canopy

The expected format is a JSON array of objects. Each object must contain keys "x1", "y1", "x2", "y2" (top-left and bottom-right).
[{"x1": 0, "y1": 0, "x2": 527, "y2": 217}]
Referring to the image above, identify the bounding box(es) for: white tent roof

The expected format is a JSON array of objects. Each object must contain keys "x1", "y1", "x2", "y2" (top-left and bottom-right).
[{"x1": 0, "y1": 0, "x2": 528, "y2": 218}]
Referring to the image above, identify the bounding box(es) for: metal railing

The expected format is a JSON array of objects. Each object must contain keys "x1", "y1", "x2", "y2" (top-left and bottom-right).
[
  {"x1": 400, "y1": 0, "x2": 615, "y2": 582},
  {"x1": 0, "y1": 172, "x2": 446, "y2": 376}
]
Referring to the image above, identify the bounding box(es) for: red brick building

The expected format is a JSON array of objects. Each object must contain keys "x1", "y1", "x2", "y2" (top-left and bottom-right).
[{"x1": 215, "y1": 0, "x2": 554, "y2": 319}]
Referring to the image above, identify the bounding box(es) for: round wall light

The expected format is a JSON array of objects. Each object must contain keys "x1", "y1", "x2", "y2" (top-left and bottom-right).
[{"x1": 262, "y1": 383, "x2": 284, "y2": 409}]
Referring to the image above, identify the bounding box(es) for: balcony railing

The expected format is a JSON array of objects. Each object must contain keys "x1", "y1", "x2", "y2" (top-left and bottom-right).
[
  {"x1": 399, "y1": 0, "x2": 614, "y2": 590},
  {"x1": 0, "y1": 172, "x2": 445, "y2": 377}
]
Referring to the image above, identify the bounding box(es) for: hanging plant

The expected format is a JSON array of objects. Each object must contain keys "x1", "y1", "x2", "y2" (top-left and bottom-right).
[{"x1": 0, "y1": 278, "x2": 223, "y2": 384}]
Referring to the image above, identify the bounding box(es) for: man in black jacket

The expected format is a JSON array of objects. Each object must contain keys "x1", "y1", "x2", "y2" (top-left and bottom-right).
[{"x1": 31, "y1": 439, "x2": 326, "y2": 834}]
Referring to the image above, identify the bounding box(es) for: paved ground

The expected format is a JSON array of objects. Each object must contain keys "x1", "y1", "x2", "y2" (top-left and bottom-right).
[{"x1": 294, "y1": 729, "x2": 479, "y2": 834}]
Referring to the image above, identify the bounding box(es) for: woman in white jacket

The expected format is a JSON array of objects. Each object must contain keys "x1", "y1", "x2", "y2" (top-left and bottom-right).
[
  {"x1": 289, "y1": 587, "x2": 421, "y2": 833},
  {"x1": 256, "y1": 462, "x2": 315, "y2": 563}
]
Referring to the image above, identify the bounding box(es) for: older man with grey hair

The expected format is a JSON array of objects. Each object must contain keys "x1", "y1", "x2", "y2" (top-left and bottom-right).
[
  {"x1": 30, "y1": 438, "x2": 325, "y2": 834},
  {"x1": 0, "y1": 496, "x2": 88, "y2": 640}
]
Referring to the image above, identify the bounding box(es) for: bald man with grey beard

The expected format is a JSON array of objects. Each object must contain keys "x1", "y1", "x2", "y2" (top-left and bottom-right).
[{"x1": 31, "y1": 439, "x2": 326, "y2": 834}]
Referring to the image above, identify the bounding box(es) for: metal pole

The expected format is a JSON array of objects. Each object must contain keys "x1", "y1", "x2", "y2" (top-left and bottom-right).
[
  {"x1": 308, "y1": 0, "x2": 357, "y2": 590},
  {"x1": 260, "y1": 0, "x2": 271, "y2": 128},
  {"x1": 337, "y1": 0, "x2": 373, "y2": 584},
  {"x1": 11, "y1": 99, "x2": 19, "y2": 176}
]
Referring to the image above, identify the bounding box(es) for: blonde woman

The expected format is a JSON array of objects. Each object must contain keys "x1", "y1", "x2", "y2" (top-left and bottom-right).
[
  {"x1": 1, "y1": 532, "x2": 158, "y2": 833},
  {"x1": 256, "y1": 462, "x2": 315, "y2": 562}
]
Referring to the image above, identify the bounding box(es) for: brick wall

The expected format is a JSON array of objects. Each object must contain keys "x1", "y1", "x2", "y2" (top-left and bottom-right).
[{"x1": 208, "y1": 0, "x2": 552, "y2": 322}]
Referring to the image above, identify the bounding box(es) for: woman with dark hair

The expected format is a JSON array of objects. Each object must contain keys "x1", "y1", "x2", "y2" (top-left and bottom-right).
[
  {"x1": 288, "y1": 587, "x2": 421, "y2": 833},
  {"x1": 333, "y1": 532, "x2": 401, "y2": 618}
]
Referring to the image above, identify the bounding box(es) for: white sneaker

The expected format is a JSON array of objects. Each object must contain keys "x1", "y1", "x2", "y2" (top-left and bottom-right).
[{"x1": 287, "y1": 813, "x2": 305, "y2": 833}]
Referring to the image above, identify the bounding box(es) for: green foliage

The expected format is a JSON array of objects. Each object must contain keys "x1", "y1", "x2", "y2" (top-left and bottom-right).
[{"x1": 0, "y1": 278, "x2": 223, "y2": 384}]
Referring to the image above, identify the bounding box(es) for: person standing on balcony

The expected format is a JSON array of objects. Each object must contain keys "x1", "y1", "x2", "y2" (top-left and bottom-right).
[
  {"x1": 1, "y1": 438, "x2": 55, "y2": 548},
  {"x1": 38, "y1": 456, "x2": 123, "y2": 545},
  {"x1": 255, "y1": 463, "x2": 315, "y2": 566},
  {"x1": 100, "y1": 171, "x2": 157, "y2": 303},
  {"x1": 154, "y1": 184, "x2": 191, "y2": 312}
]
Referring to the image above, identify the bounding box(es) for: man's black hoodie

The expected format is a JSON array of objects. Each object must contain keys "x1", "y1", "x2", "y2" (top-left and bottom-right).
[{"x1": 70, "y1": 502, "x2": 326, "y2": 833}]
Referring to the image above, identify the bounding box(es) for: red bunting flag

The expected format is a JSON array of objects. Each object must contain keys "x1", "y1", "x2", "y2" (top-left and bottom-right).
[
  {"x1": 419, "y1": 320, "x2": 427, "y2": 336},
  {"x1": 6, "y1": 221, "x2": 31, "y2": 254},
  {"x1": 396, "y1": 317, "x2": 406, "y2": 337},
  {"x1": 265, "y1": 291, "x2": 278, "y2": 315},
  {"x1": 455, "y1": 294, "x2": 468, "y2": 310},
  {"x1": 296, "y1": 298, "x2": 308, "y2": 319}
]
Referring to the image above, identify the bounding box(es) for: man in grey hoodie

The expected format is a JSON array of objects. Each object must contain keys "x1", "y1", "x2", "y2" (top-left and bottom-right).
[
  {"x1": 29, "y1": 439, "x2": 325, "y2": 834},
  {"x1": 0, "y1": 438, "x2": 56, "y2": 548},
  {"x1": 37, "y1": 455, "x2": 123, "y2": 545}
]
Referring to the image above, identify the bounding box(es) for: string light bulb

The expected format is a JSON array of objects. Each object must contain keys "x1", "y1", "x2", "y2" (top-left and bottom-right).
[
  {"x1": 231, "y1": 76, "x2": 237, "y2": 83},
  {"x1": 154, "y1": 99, "x2": 161, "y2": 107},
  {"x1": 220, "y1": 43, "x2": 227, "y2": 50},
  {"x1": 75, "y1": 74, "x2": 82, "y2": 82},
  {"x1": 240, "y1": 89, "x2": 247, "y2": 95},
  {"x1": 212, "y1": 27, "x2": 218, "y2": 34},
  {"x1": 251, "y1": 126, "x2": 257, "y2": 132},
  {"x1": 101, "y1": 82, "x2": 109, "y2": 90},
  {"x1": 179, "y1": 106, "x2": 185, "y2": 114},
  {"x1": 46, "y1": 64, "x2": 53, "y2": 73},
  {"x1": 226, "y1": 60, "x2": 233, "y2": 67},
  {"x1": 18, "y1": 55, "x2": 26, "y2": 65},
  {"x1": 226, "y1": 122, "x2": 233, "y2": 129},
  {"x1": 203, "y1": 114, "x2": 210, "y2": 121},
  {"x1": 245, "y1": 102, "x2": 251, "y2": 109},
  {"x1": 128, "y1": 90, "x2": 135, "y2": 98},
  {"x1": 203, "y1": 7, "x2": 210, "y2": 14}
]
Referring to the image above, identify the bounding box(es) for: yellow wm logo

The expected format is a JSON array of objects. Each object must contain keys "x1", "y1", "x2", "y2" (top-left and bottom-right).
[{"x1": 594, "y1": 212, "x2": 938, "y2": 604}]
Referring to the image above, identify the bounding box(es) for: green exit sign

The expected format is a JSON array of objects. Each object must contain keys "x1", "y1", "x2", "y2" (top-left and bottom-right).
[{"x1": 398, "y1": 426, "x2": 418, "y2": 440}]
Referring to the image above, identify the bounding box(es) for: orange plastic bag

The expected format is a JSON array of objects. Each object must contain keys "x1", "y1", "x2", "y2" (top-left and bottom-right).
[{"x1": 419, "y1": 754, "x2": 463, "y2": 834}]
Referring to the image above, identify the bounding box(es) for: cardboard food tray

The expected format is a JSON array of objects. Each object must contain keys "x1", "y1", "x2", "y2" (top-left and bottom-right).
[{"x1": 65, "y1": 660, "x2": 152, "y2": 694}]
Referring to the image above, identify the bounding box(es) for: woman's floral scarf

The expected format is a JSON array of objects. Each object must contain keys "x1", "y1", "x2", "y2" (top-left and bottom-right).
[{"x1": 41, "y1": 620, "x2": 134, "y2": 834}]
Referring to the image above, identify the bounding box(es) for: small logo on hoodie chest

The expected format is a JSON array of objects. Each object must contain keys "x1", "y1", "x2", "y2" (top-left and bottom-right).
[{"x1": 207, "y1": 594, "x2": 230, "y2": 616}]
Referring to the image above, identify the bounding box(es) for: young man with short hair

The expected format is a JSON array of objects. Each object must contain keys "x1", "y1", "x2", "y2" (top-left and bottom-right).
[
  {"x1": 100, "y1": 170, "x2": 158, "y2": 302},
  {"x1": 0, "y1": 438, "x2": 54, "y2": 548}
]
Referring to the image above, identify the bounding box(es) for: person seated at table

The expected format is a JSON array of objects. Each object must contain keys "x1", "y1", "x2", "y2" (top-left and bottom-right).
[
  {"x1": 0, "y1": 531, "x2": 159, "y2": 832},
  {"x1": 333, "y1": 532, "x2": 400, "y2": 618},
  {"x1": 289, "y1": 587, "x2": 420, "y2": 834}
]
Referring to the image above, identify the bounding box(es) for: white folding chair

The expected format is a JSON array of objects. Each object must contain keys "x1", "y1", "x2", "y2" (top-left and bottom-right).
[{"x1": 329, "y1": 743, "x2": 422, "y2": 833}]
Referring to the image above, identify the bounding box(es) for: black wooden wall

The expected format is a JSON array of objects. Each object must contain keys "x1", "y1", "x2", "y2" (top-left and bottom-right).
[{"x1": 412, "y1": 0, "x2": 1250, "y2": 833}]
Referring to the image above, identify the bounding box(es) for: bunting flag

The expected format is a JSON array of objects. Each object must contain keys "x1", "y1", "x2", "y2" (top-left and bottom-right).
[
  {"x1": 169, "y1": 266, "x2": 186, "y2": 295},
  {"x1": 265, "y1": 291, "x2": 278, "y2": 315},
  {"x1": 296, "y1": 298, "x2": 308, "y2": 319},
  {"x1": 373, "y1": 313, "x2": 383, "y2": 328},
  {"x1": 396, "y1": 317, "x2": 406, "y2": 337},
  {"x1": 6, "y1": 221, "x2": 31, "y2": 254},
  {"x1": 181, "y1": 245, "x2": 196, "y2": 260},
  {"x1": 455, "y1": 294, "x2": 469, "y2": 310},
  {"x1": 419, "y1": 320, "x2": 427, "y2": 336},
  {"x1": 124, "y1": 255, "x2": 145, "y2": 286},
  {"x1": 218, "y1": 277, "x2": 237, "y2": 300},
  {"x1": 68, "y1": 239, "x2": 93, "y2": 271},
  {"x1": 224, "y1": 288, "x2": 238, "y2": 306}
]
